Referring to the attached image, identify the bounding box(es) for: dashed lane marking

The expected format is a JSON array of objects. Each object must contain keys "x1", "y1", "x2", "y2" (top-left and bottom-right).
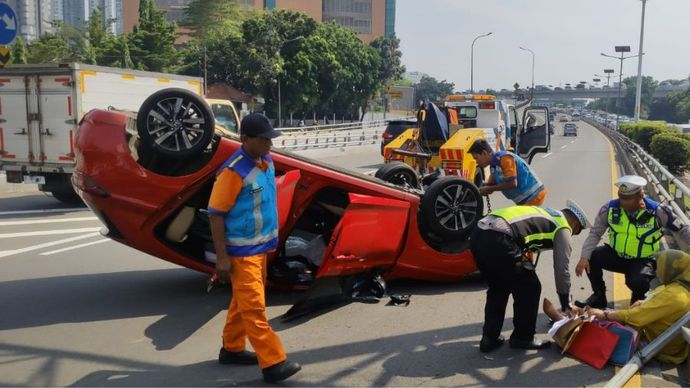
[
  {"x1": 541, "y1": 152, "x2": 553, "y2": 159},
  {"x1": 0, "y1": 217, "x2": 98, "y2": 226},
  {"x1": 40, "y1": 238, "x2": 110, "y2": 255},
  {"x1": 560, "y1": 145, "x2": 568, "y2": 149},
  {"x1": 0, "y1": 232, "x2": 101, "y2": 259},
  {"x1": 0, "y1": 207, "x2": 88, "y2": 216},
  {"x1": 0, "y1": 227, "x2": 101, "y2": 238}
]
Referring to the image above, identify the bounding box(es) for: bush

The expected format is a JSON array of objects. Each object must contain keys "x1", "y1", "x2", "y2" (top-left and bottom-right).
[
  {"x1": 650, "y1": 133, "x2": 690, "y2": 175},
  {"x1": 620, "y1": 121, "x2": 675, "y2": 151}
]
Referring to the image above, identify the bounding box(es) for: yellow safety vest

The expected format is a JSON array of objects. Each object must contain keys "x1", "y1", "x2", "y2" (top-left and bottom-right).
[
  {"x1": 607, "y1": 198, "x2": 662, "y2": 259},
  {"x1": 491, "y1": 206, "x2": 571, "y2": 252}
]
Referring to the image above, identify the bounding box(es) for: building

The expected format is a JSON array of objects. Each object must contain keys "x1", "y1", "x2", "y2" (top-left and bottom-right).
[
  {"x1": 5, "y1": 0, "x2": 54, "y2": 42},
  {"x1": 62, "y1": 0, "x2": 123, "y2": 34},
  {"x1": 123, "y1": 0, "x2": 395, "y2": 43}
]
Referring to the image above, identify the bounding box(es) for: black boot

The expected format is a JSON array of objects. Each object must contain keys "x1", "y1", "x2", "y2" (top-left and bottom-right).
[
  {"x1": 574, "y1": 292, "x2": 607, "y2": 309},
  {"x1": 479, "y1": 335, "x2": 505, "y2": 353},
  {"x1": 218, "y1": 348, "x2": 258, "y2": 365},
  {"x1": 509, "y1": 337, "x2": 551, "y2": 350},
  {"x1": 262, "y1": 360, "x2": 301, "y2": 383}
]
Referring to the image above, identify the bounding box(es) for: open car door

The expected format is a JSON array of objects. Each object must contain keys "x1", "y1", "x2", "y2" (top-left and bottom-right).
[
  {"x1": 516, "y1": 106, "x2": 551, "y2": 163},
  {"x1": 282, "y1": 193, "x2": 410, "y2": 321}
]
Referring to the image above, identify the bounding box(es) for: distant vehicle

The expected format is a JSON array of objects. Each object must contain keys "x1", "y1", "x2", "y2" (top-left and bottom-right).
[
  {"x1": 381, "y1": 119, "x2": 417, "y2": 155},
  {"x1": 564, "y1": 122, "x2": 578, "y2": 136},
  {"x1": 572, "y1": 113, "x2": 581, "y2": 121},
  {"x1": 559, "y1": 115, "x2": 569, "y2": 122}
]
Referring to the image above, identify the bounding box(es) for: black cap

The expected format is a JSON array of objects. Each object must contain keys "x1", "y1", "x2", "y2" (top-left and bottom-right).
[
  {"x1": 240, "y1": 113, "x2": 281, "y2": 139},
  {"x1": 468, "y1": 138, "x2": 492, "y2": 154}
]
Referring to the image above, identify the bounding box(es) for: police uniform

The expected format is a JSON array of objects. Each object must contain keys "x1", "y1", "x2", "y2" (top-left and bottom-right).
[
  {"x1": 470, "y1": 201, "x2": 590, "y2": 352},
  {"x1": 575, "y1": 175, "x2": 690, "y2": 308}
]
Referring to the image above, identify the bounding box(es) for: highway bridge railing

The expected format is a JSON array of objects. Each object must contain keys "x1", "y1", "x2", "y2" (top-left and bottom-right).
[{"x1": 585, "y1": 117, "x2": 690, "y2": 251}]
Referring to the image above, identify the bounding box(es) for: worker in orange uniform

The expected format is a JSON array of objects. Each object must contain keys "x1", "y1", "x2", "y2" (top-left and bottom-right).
[
  {"x1": 208, "y1": 113, "x2": 301, "y2": 383},
  {"x1": 468, "y1": 138, "x2": 547, "y2": 206}
]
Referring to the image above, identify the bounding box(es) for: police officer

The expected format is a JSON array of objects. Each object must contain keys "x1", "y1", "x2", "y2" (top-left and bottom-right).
[
  {"x1": 208, "y1": 113, "x2": 301, "y2": 383},
  {"x1": 471, "y1": 201, "x2": 590, "y2": 352},
  {"x1": 575, "y1": 175, "x2": 690, "y2": 308},
  {"x1": 468, "y1": 139, "x2": 547, "y2": 206}
]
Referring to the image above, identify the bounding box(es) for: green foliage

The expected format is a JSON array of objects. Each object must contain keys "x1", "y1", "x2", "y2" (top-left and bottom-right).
[
  {"x1": 181, "y1": 0, "x2": 242, "y2": 41},
  {"x1": 414, "y1": 75, "x2": 454, "y2": 102},
  {"x1": 391, "y1": 78, "x2": 413, "y2": 87},
  {"x1": 369, "y1": 34, "x2": 405, "y2": 85},
  {"x1": 10, "y1": 36, "x2": 27, "y2": 64},
  {"x1": 622, "y1": 76, "x2": 657, "y2": 118},
  {"x1": 650, "y1": 133, "x2": 690, "y2": 175},
  {"x1": 128, "y1": 0, "x2": 179, "y2": 71},
  {"x1": 619, "y1": 120, "x2": 674, "y2": 151}
]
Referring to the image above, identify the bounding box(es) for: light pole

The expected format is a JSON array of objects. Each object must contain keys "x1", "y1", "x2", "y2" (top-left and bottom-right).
[
  {"x1": 602, "y1": 46, "x2": 640, "y2": 130},
  {"x1": 596, "y1": 69, "x2": 615, "y2": 127},
  {"x1": 277, "y1": 36, "x2": 304, "y2": 128},
  {"x1": 634, "y1": 0, "x2": 648, "y2": 121},
  {"x1": 470, "y1": 32, "x2": 492, "y2": 93},
  {"x1": 519, "y1": 46, "x2": 535, "y2": 99}
]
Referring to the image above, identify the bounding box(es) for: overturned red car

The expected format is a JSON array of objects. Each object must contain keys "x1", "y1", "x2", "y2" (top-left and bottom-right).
[{"x1": 73, "y1": 89, "x2": 483, "y2": 319}]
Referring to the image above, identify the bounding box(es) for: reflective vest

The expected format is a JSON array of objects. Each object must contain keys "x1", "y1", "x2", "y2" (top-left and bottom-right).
[
  {"x1": 219, "y1": 148, "x2": 279, "y2": 256},
  {"x1": 491, "y1": 206, "x2": 572, "y2": 251},
  {"x1": 490, "y1": 151, "x2": 544, "y2": 205},
  {"x1": 607, "y1": 198, "x2": 662, "y2": 259}
]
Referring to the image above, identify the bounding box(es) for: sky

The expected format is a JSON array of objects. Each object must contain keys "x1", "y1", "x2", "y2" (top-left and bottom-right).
[{"x1": 395, "y1": 0, "x2": 690, "y2": 92}]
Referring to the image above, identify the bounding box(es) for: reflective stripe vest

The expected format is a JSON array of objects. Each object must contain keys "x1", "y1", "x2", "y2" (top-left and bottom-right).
[
  {"x1": 607, "y1": 197, "x2": 662, "y2": 259},
  {"x1": 219, "y1": 148, "x2": 279, "y2": 256},
  {"x1": 490, "y1": 151, "x2": 544, "y2": 205},
  {"x1": 491, "y1": 206, "x2": 571, "y2": 251}
]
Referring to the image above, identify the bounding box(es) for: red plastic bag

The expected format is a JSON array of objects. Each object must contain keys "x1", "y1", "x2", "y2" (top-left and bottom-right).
[{"x1": 564, "y1": 321, "x2": 620, "y2": 369}]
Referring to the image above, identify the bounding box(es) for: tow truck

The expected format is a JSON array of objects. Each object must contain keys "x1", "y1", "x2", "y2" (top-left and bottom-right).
[{"x1": 378, "y1": 95, "x2": 551, "y2": 189}]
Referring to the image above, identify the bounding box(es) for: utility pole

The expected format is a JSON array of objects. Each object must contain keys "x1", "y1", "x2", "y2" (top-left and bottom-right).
[
  {"x1": 519, "y1": 46, "x2": 535, "y2": 99},
  {"x1": 634, "y1": 0, "x2": 648, "y2": 121},
  {"x1": 471, "y1": 32, "x2": 492, "y2": 93},
  {"x1": 602, "y1": 46, "x2": 639, "y2": 130}
]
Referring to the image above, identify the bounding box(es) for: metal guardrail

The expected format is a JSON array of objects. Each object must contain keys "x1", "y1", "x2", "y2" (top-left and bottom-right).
[
  {"x1": 278, "y1": 116, "x2": 415, "y2": 134},
  {"x1": 585, "y1": 118, "x2": 690, "y2": 251},
  {"x1": 276, "y1": 127, "x2": 385, "y2": 150}
]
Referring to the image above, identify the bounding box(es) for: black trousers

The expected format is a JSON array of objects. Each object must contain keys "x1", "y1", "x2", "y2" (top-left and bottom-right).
[
  {"x1": 587, "y1": 245, "x2": 656, "y2": 303},
  {"x1": 470, "y1": 229, "x2": 541, "y2": 342}
]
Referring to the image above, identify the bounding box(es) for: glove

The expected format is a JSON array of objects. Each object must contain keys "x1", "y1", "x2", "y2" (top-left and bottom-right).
[{"x1": 558, "y1": 293, "x2": 571, "y2": 312}]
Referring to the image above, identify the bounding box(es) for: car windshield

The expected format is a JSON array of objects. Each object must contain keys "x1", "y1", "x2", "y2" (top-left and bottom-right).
[{"x1": 211, "y1": 104, "x2": 238, "y2": 133}]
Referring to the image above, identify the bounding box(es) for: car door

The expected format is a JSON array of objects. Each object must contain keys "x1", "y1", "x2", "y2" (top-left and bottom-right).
[
  {"x1": 275, "y1": 169, "x2": 301, "y2": 230},
  {"x1": 516, "y1": 106, "x2": 551, "y2": 163},
  {"x1": 508, "y1": 105, "x2": 521, "y2": 150},
  {"x1": 316, "y1": 193, "x2": 410, "y2": 278}
]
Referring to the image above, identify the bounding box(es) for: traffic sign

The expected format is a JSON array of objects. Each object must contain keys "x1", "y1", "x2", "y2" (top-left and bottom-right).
[
  {"x1": 389, "y1": 91, "x2": 402, "y2": 99},
  {"x1": 0, "y1": 3, "x2": 17, "y2": 46},
  {"x1": 0, "y1": 46, "x2": 12, "y2": 67}
]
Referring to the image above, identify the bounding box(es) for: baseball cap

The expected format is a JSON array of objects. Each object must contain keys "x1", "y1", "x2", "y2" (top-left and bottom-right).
[
  {"x1": 240, "y1": 113, "x2": 281, "y2": 139},
  {"x1": 564, "y1": 199, "x2": 592, "y2": 229}
]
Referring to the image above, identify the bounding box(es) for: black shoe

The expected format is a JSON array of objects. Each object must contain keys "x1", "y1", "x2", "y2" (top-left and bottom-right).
[
  {"x1": 262, "y1": 360, "x2": 301, "y2": 383},
  {"x1": 574, "y1": 292, "x2": 608, "y2": 309},
  {"x1": 218, "y1": 348, "x2": 258, "y2": 365},
  {"x1": 509, "y1": 338, "x2": 551, "y2": 350},
  {"x1": 479, "y1": 335, "x2": 505, "y2": 353}
]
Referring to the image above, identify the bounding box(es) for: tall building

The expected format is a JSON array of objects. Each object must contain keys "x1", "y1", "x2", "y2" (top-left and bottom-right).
[
  {"x1": 62, "y1": 0, "x2": 123, "y2": 34},
  {"x1": 5, "y1": 0, "x2": 55, "y2": 42}
]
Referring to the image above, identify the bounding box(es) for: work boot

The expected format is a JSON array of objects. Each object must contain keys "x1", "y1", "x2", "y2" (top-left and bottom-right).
[
  {"x1": 262, "y1": 360, "x2": 301, "y2": 383},
  {"x1": 218, "y1": 348, "x2": 258, "y2": 365},
  {"x1": 574, "y1": 292, "x2": 608, "y2": 309},
  {"x1": 509, "y1": 338, "x2": 551, "y2": 350},
  {"x1": 479, "y1": 335, "x2": 505, "y2": 353}
]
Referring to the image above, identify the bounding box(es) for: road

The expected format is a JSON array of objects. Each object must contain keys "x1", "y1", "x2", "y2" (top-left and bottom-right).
[{"x1": 0, "y1": 120, "x2": 685, "y2": 386}]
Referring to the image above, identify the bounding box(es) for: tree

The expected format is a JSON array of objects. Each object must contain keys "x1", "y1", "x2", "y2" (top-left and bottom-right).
[
  {"x1": 414, "y1": 75, "x2": 455, "y2": 102},
  {"x1": 369, "y1": 34, "x2": 405, "y2": 85},
  {"x1": 10, "y1": 36, "x2": 27, "y2": 64},
  {"x1": 621, "y1": 76, "x2": 657, "y2": 118},
  {"x1": 181, "y1": 0, "x2": 242, "y2": 41},
  {"x1": 128, "y1": 0, "x2": 178, "y2": 72}
]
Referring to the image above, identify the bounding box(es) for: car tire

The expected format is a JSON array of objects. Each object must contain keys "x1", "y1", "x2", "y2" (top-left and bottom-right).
[
  {"x1": 136, "y1": 88, "x2": 215, "y2": 157},
  {"x1": 420, "y1": 176, "x2": 483, "y2": 240},
  {"x1": 375, "y1": 162, "x2": 420, "y2": 189}
]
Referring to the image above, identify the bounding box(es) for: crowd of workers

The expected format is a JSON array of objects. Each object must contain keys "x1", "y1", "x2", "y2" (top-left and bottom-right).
[{"x1": 205, "y1": 114, "x2": 689, "y2": 382}]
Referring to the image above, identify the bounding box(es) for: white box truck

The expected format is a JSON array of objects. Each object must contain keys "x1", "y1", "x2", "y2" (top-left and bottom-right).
[{"x1": 0, "y1": 63, "x2": 204, "y2": 202}]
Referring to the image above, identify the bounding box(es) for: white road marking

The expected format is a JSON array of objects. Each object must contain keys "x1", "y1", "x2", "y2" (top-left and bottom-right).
[
  {"x1": 541, "y1": 152, "x2": 553, "y2": 159},
  {"x1": 0, "y1": 217, "x2": 98, "y2": 226},
  {"x1": 0, "y1": 232, "x2": 101, "y2": 258},
  {"x1": 0, "y1": 207, "x2": 88, "y2": 216},
  {"x1": 570, "y1": 140, "x2": 575, "y2": 144},
  {"x1": 40, "y1": 238, "x2": 110, "y2": 255},
  {"x1": 560, "y1": 145, "x2": 567, "y2": 149},
  {"x1": 0, "y1": 227, "x2": 101, "y2": 238}
]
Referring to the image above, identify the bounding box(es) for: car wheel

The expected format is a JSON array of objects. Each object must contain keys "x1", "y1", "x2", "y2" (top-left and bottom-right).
[
  {"x1": 420, "y1": 177, "x2": 483, "y2": 240},
  {"x1": 136, "y1": 88, "x2": 215, "y2": 157},
  {"x1": 375, "y1": 162, "x2": 420, "y2": 189}
]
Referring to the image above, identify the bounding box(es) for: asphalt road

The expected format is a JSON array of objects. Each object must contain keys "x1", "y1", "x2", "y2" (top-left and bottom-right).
[{"x1": 0, "y1": 121, "x2": 685, "y2": 386}]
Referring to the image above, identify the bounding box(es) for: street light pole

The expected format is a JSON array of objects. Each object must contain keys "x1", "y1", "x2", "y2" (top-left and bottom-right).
[
  {"x1": 634, "y1": 0, "x2": 648, "y2": 121},
  {"x1": 276, "y1": 36, "x2": 304, "y2": 128},
  {"x1": 519, "y1": 46, "x2": 535, "y2": 99},
  {"x1": 596, "y1": 69, "x2": 615, "y2": 127},
  {"x1": 602, "y1": 47, "x2": 639, "y2": 130},
  {"x1": 471, "y1": 32, "x2": 492, "y2": 93}
]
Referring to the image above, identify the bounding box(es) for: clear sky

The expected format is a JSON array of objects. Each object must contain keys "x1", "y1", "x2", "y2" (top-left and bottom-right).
[{"x1": 396, "y1": 0, "x2": 690, "y2": 92}]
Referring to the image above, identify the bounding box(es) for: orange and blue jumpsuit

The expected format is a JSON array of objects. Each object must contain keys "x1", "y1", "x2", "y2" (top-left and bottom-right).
[
  {"x1": 488, "y1": 151, "x2": 547, "y2": 206},
  {"x1": 208, "y1": 147, "x2": 287, "y2": 369}
]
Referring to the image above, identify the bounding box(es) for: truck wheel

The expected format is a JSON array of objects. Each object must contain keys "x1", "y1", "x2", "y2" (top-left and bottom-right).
[
  {"x1": 420, "y1": 177, "x2": 483, "y2": 240},
  {"x1": 375, "y1": 162, "x2": 420, "y2": 189},
  {"x1": 136, "y1": 88, "x2": 215, "y2": 157}
]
